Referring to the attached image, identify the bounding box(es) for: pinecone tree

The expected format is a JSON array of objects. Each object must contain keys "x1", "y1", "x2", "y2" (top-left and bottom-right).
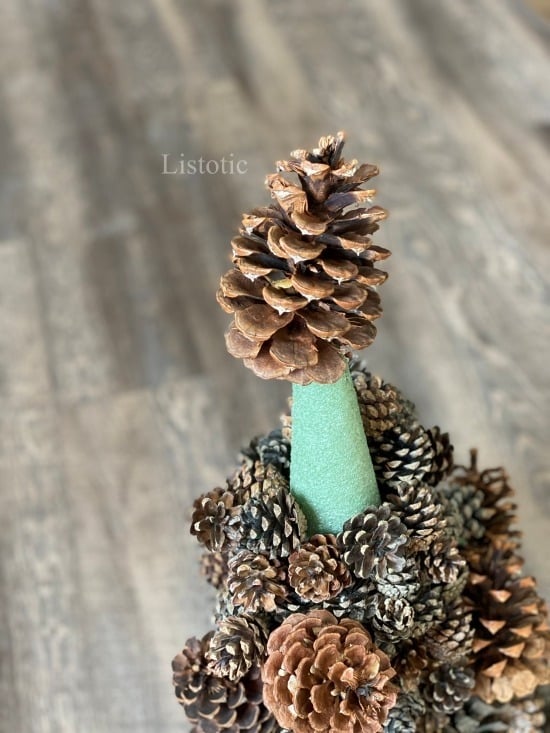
[
  {"x1": 237, "y1": 466, "x2": 306, "y2": 560},
  {"x1": 287, "y1": 533, "x2": 351, "y2": 603},
  {"x1": 217, "y1": 132, "x2": 390, "y2": 385},
  {"x1": 227, "y1": 550, "x2": 288, "y2": 615},
  {"x1": 206, "y1": 615, "x2": 267, "y2": 681},
  {"x1": 463, "y1": 541, "x2": 550, "y2": 704},
  {"x1": 262, "y1": 610, "x2": 398, "y2": 733},
  {"x1": 173, "y1": 634, "x2": 276, "y2": 733},
  {"x1": 338, "y1": 503, "x2": 408, "y2": 581},
  {"x1": 371, "y1": 424, "x2": 435, "y2": 491}
]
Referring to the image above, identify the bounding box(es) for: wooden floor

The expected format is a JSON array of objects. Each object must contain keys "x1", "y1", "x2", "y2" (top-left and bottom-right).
[{"x1": 0, "y1": 1, "x2": 549, "y2": 731}]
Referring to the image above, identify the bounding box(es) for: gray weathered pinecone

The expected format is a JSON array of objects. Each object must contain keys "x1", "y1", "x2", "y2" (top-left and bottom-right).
[
  {"x1": 338, "y1": 503, "x2": 408, "y2": 581},
  {"x1": 425, "y1": 426, "x2": 454, "y2": 486},
  {"x1": 450, "y1": 695, "x2": 546, "y2": 732},
  {"x1": 375, "y1": 557, "x2": 420, "y2": 601},
  {"x1": 423, "y1": 663, "x2": 475, "y2": 715},
  {"x1": 383, "y1": 691, "x2": 426, "y2": 732},
  {"x1": 240, "y1": 429, "x2": 291, "y2": 477},
  {"x1": 370, "y1": 424, "x2": 434, "y2": 491},
  {"x1": 237, "y1": 467, "x2": 306, "y2": 560},
  {"x1": 206, "y1": 615, "x2": 267, "y2": 681}
]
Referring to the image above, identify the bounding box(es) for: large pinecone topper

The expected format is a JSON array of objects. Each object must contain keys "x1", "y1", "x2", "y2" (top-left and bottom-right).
[
  {"x1": 217, "y1": 132, "x2": 390, "y2": 385},
  {"x1": 176, "y1": 134, "x2": 549, "y2": 733}
]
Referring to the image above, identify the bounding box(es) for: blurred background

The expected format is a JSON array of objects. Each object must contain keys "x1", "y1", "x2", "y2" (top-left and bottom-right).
[{"x1": 1, "y1": 1, "x2": 549, "y2": 731}]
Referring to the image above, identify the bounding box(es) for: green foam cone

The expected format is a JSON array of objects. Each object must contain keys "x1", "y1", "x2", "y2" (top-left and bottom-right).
[{"x1": 289, "y1": 362, "x2": 380, "y2": 535}]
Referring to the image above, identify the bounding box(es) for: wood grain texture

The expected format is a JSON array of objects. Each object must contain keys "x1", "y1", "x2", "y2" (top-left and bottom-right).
[{"x1": 0, "y1": 1, "x2": 549, "y2": 731}]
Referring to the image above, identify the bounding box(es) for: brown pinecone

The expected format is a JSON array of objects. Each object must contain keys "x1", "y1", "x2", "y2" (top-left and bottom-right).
[
  {"x1": 262, "y1": 609, "x2": 398, "y2": 733},
  {"x1": 447, "y1": 450, "x2": 520, "y2": 550},
  {"x1": 369, "y1": 595, "x2": 416, "y2": 642},
  {"x1": 424, "y1": 597, "x2": 474, "y2": 664},
  {"x1": 423, "y1": 663, "x2": 475, "y2": 715},
  {"x1": 240, "y1": 429, "x2": 291, "y2": 477},
  {"x1": 388, "y1": 482, "x2": 447, "y2": 551},
  {"x1": 288, "y1": 534, "x2": 351, "y2": 603},
  {"x1": 412, "y1": 584, "x2": 449, "y2": 634},
  {"x1": 191, "y1": 487, "x2": 241, "y2": 551},
  {"x1": 418, "y1": 534, "x2": 466, "y2": 585},
  {"x1": 200, "y1": 551, "x2": 229, "y2": 591},
  {"x1": 425, "y1": 426, "x2": 454, "y2": 486},
  {"x1": 237, "y1": 467, "x2": 306, "y2": 560},
  {"x1": 173, "y1": 634, "x2": 276, "y2": 733},
  {"x1": 227, "y1": 550, "x2": 288, "y2": 615},
  {"x1": 228, "y1": 460, "x2": 267, "y2": 505},
  {"x1": 338, "y1": 503, "x2": 408, "y2": 581},
  {"x1": 206, "y1": 615, "x2": 267, "y2": 681},
  {"x1": 390, "y1": 638, "x2": 431, "y2": 693},
  {"x1": 384, "y1": 691, "x2": 426, "y2": 733},
  {"x1": 451, "y1": 695, "x2": 546, "y2": 732},
  {"x1": 463, "y1": 541, "x2": 550, "y2": 704},
  {"x1": 349, "y1": 362, "x2": 415, "y2": 438},
  {"x1": 217, "y1": 132, "x2": 390, "y2": 385},
  {"x1": 370, "y1": 424, "x2": 435, "y2": 491}
]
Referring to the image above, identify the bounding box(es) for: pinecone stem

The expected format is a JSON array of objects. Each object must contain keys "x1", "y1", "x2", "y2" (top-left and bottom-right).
[{"x1": 290, "y1": 362, "x2": 380, "y2": 534}]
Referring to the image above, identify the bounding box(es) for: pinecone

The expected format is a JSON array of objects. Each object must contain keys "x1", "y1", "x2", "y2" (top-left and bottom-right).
[
  {"x1": 288, "y1": 534, "x2": 351, "y2": 602},
  {"x1": 369, "y1": 595, "x2": 416, "y2": 642},
  {"x1": 383, "y1": 691, "x2": 425, "y2": 732},
  {"x1": 425, "y1": 426, "x2": 454, "y2": 486},
  {"x1": 206, "y1": 615, "x2": 267, "y2": 681},
  {"x1": 191, "y1": 487, "x2": 241, "y2": 551},
  {"x1": 227, "y1": 550, "x2": 288, "y2": 615},
  {"x1": 173, "y1": 634, "x2": 276, "y2": 733},
  {"x1": 371, "y1": 424, "x2": 435, "y2": 491},
  {"x1": 322, "y1": 576, "x2": 377, "y2": 620},
  {"x1": 412, "y1": 584, "x2": 449, "y2": 633},
  {"x1": 423, "y1": 663, "x2": 475, "y2": 715},
  {"x1": 217, "y1": 132, "x2": 390, "y2": 385},
  {"x1": 338, "y1": 503, "x2": 408, "y2": 581},
  {"x1": 424, "y1": 597, "x2": 474, "y2": 664},
  {"x1": 451, "y1": 695, "x2": 546, "y2": 732},
  {"x1": 388, "y1": 482, "x2": 447, "y2": 551},
  {"x1": 262, "y1": 610, "x2": 398, "y2": 733},
  {"x1": 200, "y1": 551, "x2": 229, "y2": 591},
  {"x1": 241, "y1": 429, "x2": 291, "y2": 477},
  {"x1": 228, "y1": 461, "x2": 267, "y2": 505},
  {"x1": 237, "y1": 467, "x2": 306, "y2": 560},
  {"x1": 438, "y1": 478, "x2": 492, "y2": 546},
  {"x1": 375, "y1": 557, "x2": 421, "y2": 601},
  {"x1": 349, "y1": 362, "x2": 415, "y2": 438},
  {"x1": 463, "y1": 541, "x2": 550, "y2": 704},
  {"x1": 418, "y1": 534, "x2": 466, "y2": 585},
  {"x1": 392, "y1": 638, "x2": 431, "y2": 692},
  {"x1": 447, "y1": 451, "x2": 520, "y2": 550}
]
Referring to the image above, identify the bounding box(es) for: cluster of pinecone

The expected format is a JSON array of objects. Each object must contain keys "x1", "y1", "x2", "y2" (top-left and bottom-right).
[{"x1": 174, "y1": 360, "x2": 550, "y2": 733}]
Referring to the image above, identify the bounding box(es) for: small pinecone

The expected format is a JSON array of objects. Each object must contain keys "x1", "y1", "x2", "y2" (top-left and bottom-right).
[
  {"x1": 173, "y1": 634, "x2": 276, "y2": 733},
  {"x1": 228, "y1": 461, "x2": 267, "y2": 505},
  {"x1": 423, "y1": 663, "x2": 475, "y2": 715},
  {"x1": 191, "y1": 488, "x2": 240, "y2": 551},
  {"x1": 375, "y1": 557, "x2": 421, "y2": 601},
  {"x1": 349, "y1": 362, "x2": 415, "y2": 438},
  {"x1": 200, "y1": 551, "x2": 229, "y2": 591},
  {"x1": 237, "y1": 467, "x2": 306, "y2": 560},
  {"x1": 451, "y1": 695, "x2": 546, "y2": 732},
  {"x1": 370, "y1": 595, "x2": 416, "y2": 642},
  {"x1": 241, "y1": 429, "x2": 291, "y2": 477},
  {"x1": 425, "y1": 426, "x2": 454, "y2": 486},
  {"x1": 288, "y1": 534, "x2": 351, "y2": 603},
  {"x1": 217, "y1": 132, "x2": 390, "y2": 385},
  {"x1": 412, "y1": 585, "x2": 448, "y2": 633},
  {"x1": 419, "y1": 534, "x2": 466, "y2": 585},
  {"x1": 383, "y1": 691, "x2": 426, "y2": 732},
  {"x1": 388, "y1": 482, "x2": 447, "y2": 551},
  {"x1": 463, "y1": 541, "x2": 550, "y2": 704},
  {"x1": 424, "y1": 597, "x2": 474, "y2": 664},
  {"x1": 322, "y1": 577, "x2": 376, "y2": 621},
  {"x1": 338, "y1": 503, "x2": 408, "y2": 581},
  {"x1": 370, "y1": 424, "x2": 435, "y2": 491},
  {"x1": 262, "y1": 610, "x2": 398, "y2": 733},
  {"x1": 447, "y1": 450, "x2": 520, "y2": 549},
  {"x1": 227, "y1": 550, "x2": 288, "y2": 614},
  {"x1": 206, "y1": 615, "x2": 267, "y2": 681},
  {"x1": 438, "y1": 478, "x2": 492, "y2": 546}
]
